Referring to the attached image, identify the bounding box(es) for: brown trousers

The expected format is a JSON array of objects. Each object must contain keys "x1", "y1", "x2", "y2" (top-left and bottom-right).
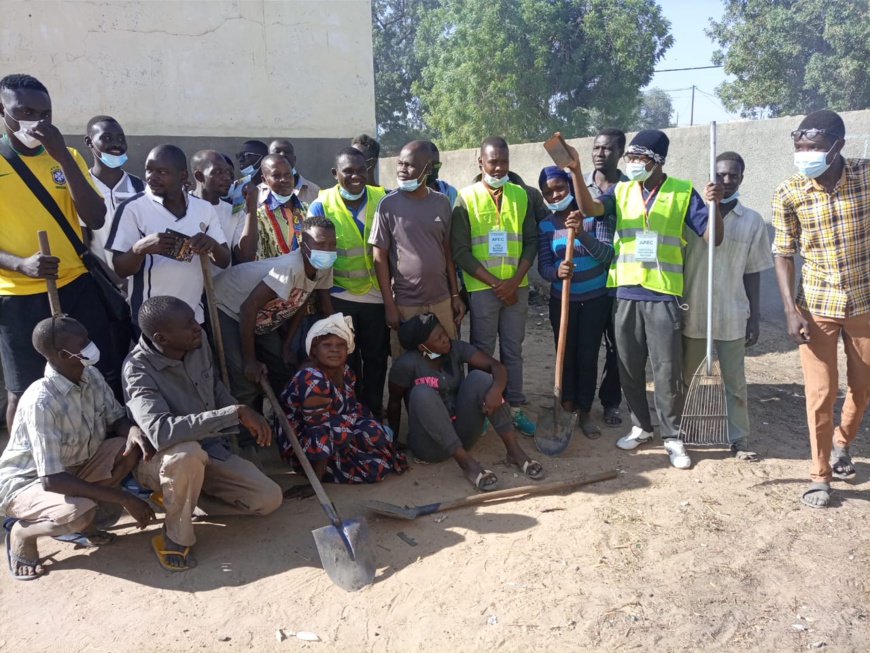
[
  {"x1": 390, "y1": 297, "x2": 458, "y2": 361},
  {"x1": 799, "y1": 309, "x2": 870, "y2": 482}
]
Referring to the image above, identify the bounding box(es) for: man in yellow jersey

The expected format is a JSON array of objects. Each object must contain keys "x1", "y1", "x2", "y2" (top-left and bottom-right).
[
  {"x1": 0, "y1": 73, "x2": 116, "y2": 429},
  {"x1": 570, "y1": 130, "x2": 724, "y2": 470},
  {"x1": 307, "y1": 148, "x2": 388, "y2": 418},
  {"x1": 450, "y1": 136, "x2": 539, "y2": 436}
]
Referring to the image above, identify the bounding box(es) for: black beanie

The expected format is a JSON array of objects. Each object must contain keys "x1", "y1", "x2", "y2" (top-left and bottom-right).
[
  {"x1": 398, "y1": 313, "x2": 441, "y2": 351},
  {"x1": 628, "y1": 129, "x2": 670, "y2": 161}
]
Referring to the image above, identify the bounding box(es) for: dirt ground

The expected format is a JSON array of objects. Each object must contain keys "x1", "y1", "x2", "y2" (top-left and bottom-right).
[{"x1": 1, "y1": 293, "x2": 868, "y2": 653}]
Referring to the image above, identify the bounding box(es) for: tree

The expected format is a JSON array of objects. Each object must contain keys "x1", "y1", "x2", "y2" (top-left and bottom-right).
[
  {"x1": 413, "y1": 0, "x2": 672, "y2": 150},
  {"x1": 708, "y1": 0, "x2": 870, "y2": 118},
  {"x1": 631, "y1": 88, "x2": 675, "y2": 130}
]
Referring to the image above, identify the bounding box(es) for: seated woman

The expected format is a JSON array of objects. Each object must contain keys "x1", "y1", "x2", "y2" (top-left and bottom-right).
[
  {"x1": 275, "y1": 313, "x2": 407, "y2": 484},
  {"x1": 387, "y1": 313, "x2": 544, "y2": 492}
]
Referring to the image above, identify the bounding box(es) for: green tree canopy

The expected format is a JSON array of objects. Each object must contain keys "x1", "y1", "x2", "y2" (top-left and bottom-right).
[
  {"x1": 408, "y1": 0, "x2": 672, "y2": 150},
  {"x1": 708, "y1": 0, "x2": 870, "y2": 118},
  {"x1": 630, "y1": 88, "x2": 675, "y2": 131}
]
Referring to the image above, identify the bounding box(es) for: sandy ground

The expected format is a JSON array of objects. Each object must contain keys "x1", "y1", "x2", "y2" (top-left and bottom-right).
[{"x1": 1, "y1": 290, "x2": 868, "y2": 653}]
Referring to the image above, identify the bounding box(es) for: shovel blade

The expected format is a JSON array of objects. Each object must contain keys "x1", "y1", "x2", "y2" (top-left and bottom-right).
[
  {"x1": 312, "y1": 517, "x2": 376, "y2": 592},
  {"x1": 534, "y1": 403, "x2": 577, "y2": 457}
]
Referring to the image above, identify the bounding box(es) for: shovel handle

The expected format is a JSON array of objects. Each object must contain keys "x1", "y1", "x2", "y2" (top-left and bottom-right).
[
  {"x1": 260, "y1": 379, "x2": 342, "y2": 522},
  {"x1": 37, "y1": 231, "x2": 62, "y2": 316},
  {"x1": 554, "y1": 227, "x2": 575, "y2": 394},
  {"x1": 200, "y1": 254, "x2": 229, "y2": 386}
]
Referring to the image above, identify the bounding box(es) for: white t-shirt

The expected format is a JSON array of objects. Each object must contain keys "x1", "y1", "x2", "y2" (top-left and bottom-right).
[
  {"x1": 88, "y1": 171, "x2": 145, "y2": 266},
  {"x1": 106, "y1": 189, "x2": 227, "y2": 324},
  {"x1": 214, "y1": 250, "x2": 332, "y2": 334}
]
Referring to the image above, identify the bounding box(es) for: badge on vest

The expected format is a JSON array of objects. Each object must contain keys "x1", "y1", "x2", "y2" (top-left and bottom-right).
[
  {"x1": 488, "y1": 230, "x2": 509, "y2": 256},
  {"x1": 635, "y1": 231, "x2": 659, "y2": 263}
]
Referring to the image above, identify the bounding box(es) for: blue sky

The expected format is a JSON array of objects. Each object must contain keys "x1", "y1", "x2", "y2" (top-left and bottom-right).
[{"x1": 644, "y1": 0, "x2": 738, "y2": 127}]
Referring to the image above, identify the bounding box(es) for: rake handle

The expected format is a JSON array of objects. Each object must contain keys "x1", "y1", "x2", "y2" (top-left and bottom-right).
[
  {"x1": 706, "y1": 122, "x2": 717, "y2": 375},
  {"x1": 37, "y1": 231, "x2": 62, "y2": 316},
  {"x1": 554, "y1": 227, "x2": 576, "y2": 398}
]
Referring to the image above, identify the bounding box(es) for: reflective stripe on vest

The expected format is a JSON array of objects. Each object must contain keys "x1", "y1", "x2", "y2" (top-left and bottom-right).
[
  {"x1": 458, "y1": 181, "x2": 529, "y2": 293},
  {"x1": 607, "y1": 176, "x2": 692, "y2": 296},
  {"x1": 319, "y1": 184, "x2": 386, "y2": 294}
]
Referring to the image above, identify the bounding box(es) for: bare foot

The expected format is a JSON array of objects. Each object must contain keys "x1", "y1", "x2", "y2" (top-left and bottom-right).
[
  {"x1": 162, "y1": 530, "x2": 196, "y2": 569},
  {"x1": 7, "y1": 521, "x2": 44, "y2": 579}
]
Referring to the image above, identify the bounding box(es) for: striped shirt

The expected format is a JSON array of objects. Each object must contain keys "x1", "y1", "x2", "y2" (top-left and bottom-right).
[
  {"x1": 537, "y1": 212, "x2": 615, "y2": 301},
  {"x1": 0, "y1": 365, "x2": 125, "y2": 512},
  {"x1": 772, "y1": 158, "x2": 870, "y2": 318}
]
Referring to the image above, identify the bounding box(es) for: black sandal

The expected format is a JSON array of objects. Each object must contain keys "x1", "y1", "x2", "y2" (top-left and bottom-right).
[{"x1": 603, "y1": 407, "x2": 623, "y2": 427}]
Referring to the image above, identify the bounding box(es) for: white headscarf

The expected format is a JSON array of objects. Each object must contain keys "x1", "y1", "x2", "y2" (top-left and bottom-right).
[{"x1": 305, "y1": 313, "x2": 355, "y2": 356}]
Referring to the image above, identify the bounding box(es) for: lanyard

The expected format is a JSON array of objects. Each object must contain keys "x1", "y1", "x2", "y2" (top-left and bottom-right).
[
  {"x1": 637, "y1": 177, "x2": 665, "y2": 231},
  {"x1": 486, "y1": 185, "x2": 503, "y2": 228}
]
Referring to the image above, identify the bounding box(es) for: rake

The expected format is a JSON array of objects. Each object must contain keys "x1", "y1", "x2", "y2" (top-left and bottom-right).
[{"x1": 681, "y1": 121, "x2": 729, "y2": 446}]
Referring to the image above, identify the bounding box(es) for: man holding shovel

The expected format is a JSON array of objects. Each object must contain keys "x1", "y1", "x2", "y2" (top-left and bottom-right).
[{"x1": 568, "y1": 130, "x2": 724, "y2": 470}]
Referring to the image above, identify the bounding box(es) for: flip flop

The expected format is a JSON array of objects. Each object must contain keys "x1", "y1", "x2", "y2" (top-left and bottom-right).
[
  {"x1": 800, "y1": 482, "x2": 832, "y2": 509},
  {"x1": 831, "y1": 445, "x2": 856, "y2": 480},
  {"x1": 471, "y1": 469, "x2": 499, "y2": 492},
  {"x1": 520, "y1": 459, "x2": 545, "y2": 481},
  {"x1": 4, "y1": 518, "x2": 42, "y2": 581},
  {"x1": 603, "y1": 407, "x2": 623, "y2": 427},
  {"x1": 577, "y1": 412, "x2": 601, "y2": 440},
  {"x1": 53, "y1": 531, "x2": 117, "y2": 547},
  {"x1": 151, "y1": 534, "x2": 196, "y2": 572}
]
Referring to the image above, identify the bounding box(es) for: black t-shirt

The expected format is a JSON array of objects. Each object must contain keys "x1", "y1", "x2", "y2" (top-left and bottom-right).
[{"x1": 389, "y1": 339, "x2": 477, "y2": 415}]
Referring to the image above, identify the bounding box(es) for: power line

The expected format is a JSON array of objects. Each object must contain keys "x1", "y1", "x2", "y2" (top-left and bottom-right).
[{"x1": 654, "y1": 65, "x2": 723, "y2": 73}]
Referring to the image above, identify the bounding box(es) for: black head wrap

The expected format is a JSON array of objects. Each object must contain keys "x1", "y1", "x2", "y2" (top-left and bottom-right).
[{"x1": 398, "y1": 313, "x2": 441, "y2": 351}]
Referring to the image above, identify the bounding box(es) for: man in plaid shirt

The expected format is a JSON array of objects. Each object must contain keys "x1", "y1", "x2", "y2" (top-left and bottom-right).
[{"x1": 772, "y1": 110, "x2": 870, "y2": 508}]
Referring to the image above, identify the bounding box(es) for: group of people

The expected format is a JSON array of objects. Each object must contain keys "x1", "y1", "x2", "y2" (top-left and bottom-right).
[{"x1": 0, "y1": 70, "x2": 867, "y2": 580}]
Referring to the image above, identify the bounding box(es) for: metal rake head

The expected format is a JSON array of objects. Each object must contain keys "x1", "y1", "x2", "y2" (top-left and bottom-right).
[{"x1": 682, "y1": 357, "x2": 729, "y2": 446}]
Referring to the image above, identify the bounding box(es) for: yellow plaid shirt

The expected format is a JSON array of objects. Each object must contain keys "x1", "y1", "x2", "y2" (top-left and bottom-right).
[{"x1": 772, "y1": 158, "x2": 870, "y2": 318}]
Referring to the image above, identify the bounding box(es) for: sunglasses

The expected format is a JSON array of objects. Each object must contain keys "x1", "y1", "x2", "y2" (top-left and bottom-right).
[{"x1": 790, "y1": 128, "x2": 837, "y2": 142}]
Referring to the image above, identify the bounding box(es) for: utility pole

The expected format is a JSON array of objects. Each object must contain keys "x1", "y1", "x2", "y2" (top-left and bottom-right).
[{"x1": 690, "y1": 85, "x2": 696, "y2": 126}]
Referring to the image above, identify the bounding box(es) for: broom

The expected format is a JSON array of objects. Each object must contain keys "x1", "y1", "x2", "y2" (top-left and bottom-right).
[{"x1": 681, "y1": 122, "x2": 728, "y2": 446}]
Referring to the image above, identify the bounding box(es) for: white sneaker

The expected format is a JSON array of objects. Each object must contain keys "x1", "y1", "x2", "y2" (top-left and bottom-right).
[
  {"x1": 616, "y1": 426, "x2": 654, "y2": 451},
  {"x1": 664, "y1": 439, "x2": 692, "y2": 469}
]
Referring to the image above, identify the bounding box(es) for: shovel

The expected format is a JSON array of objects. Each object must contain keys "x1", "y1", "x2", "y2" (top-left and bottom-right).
[
  {"x1": 260, "y1": 379, "x2": 375, "y2": 592},
  {"x1": 200, "y1": 253, "x2": 230, "y2": 387},
  {"x1": 364, "y1": 470, "x2": 618, "y2": 520},
  {"x1": 535, "y1": 226, "x2": 579, "y2": 456}
]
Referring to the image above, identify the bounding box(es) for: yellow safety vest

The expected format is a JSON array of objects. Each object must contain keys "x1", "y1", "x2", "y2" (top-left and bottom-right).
[
  {"x1": 458, "y1": 181, "x2": 529, "y2": 293},
  {"x1": 318, "y1": 184, "x2": 386, "y2": 294},
  {"x1": 607, "y1": 176, "x2": 692, "y2": 296}
]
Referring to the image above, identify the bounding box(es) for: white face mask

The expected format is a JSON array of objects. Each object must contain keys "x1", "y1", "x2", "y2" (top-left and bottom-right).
[
  {"x1": 5, "y1": 116, "x2": 41, "y2": 148},
  {"x1": 63, "y1": 341, "x2": 101, "y2": 367},
  {"x1": 625, "y1": 161, "x2": 653, "y2": 182}
]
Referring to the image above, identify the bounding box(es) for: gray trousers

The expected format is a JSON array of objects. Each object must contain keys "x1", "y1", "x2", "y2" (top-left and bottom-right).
[
  {"x1": 614, "y1": 298, "x2": 684, "y2": 440},
  {"x1": 408, "y1": 370, "x2": 513, "y2": 462},
  {"x1": 468, "y1": 286, "x2": 529, "y2": 406},
  {"x1": 218, "y1": 311, "x2": 294, "y2": 448}
]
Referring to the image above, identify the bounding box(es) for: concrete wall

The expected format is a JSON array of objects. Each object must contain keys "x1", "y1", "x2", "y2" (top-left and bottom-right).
[
  {"x1": 0, "y1": 0, "x2": 375, "y2": 186},
  {"x1": 381, "y1": 110, "x2": 870, "y2": 223}
]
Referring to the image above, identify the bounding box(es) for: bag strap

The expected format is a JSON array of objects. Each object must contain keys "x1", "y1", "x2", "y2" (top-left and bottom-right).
[{"x1": 0, "y1": 138, "x2": 88, "y2": 257}]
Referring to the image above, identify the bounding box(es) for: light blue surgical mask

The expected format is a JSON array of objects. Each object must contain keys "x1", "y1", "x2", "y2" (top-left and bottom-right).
[
  {"x1": 547, "y1": 194, "x2": 574, "y2": 212},
  {"x1": 307, "y1": 248, "x2": 338, "y2": 270},
  {"x1": 721, "y1": 190, "x2": 740, "y2": 203},
  {"x1": 98, "y1": 150, "x2": 127, "y2": 168},
  {"x1": 397, "y1": 176, "x2": 423, "y2": 192},
  {"x1": 240, "y1": 164, "x2": 255, "y2": 177},
  {"x1": 625, "y1": 162, "x2": 653, "y2": 182},
  {"x1": 339, "y1": 185, "x2": 365, "y2": 201},
  {"x1": 271, "y1": 190, "x2": 293, "y2": 205},
  {"x1": 483, "y1": 172, "x2": 508, "y2": 189},
  {"x1": 794, "y1": 149, "x2": 833, "y2": 179},
  {"x1": 422, "y1": 346, "x2": 443, "y2": 360},
  {"x1": 292, "y1": 167, "x2": 298, "y2": 175},
  {"x1": 221, "y1": 181, "x2": 237, "y2": 201}
]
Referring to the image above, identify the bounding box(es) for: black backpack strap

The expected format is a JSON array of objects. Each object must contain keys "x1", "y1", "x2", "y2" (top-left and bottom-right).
[{"x1": 0, "y1": 138, "x2": 88, "y2": 257}]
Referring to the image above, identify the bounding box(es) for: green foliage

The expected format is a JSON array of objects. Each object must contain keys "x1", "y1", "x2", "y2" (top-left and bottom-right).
[
  {"x1": 630, "y1": 88, "x2": 675, "y2": 130},
  {"x1": 385, "y1": 0, "x2": 672, "y2": 150},
  {"x1": 708, "y1": 0, "x2": 870, "y2": 118}
]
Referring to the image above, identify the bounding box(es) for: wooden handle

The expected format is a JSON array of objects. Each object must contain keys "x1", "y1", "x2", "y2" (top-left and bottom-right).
[
  {"x1": 200, "y1": 254, "x2": 229, "y2": 386},
  {"x1": 37, "y1": 230, "x2": 62, "y2": 316},
  {"x1": 553, "y1": 227, "x2": 576, "y2": 392},
  {"x1": 260, "y1": 379, "x2": 339, "y2": 516},
  {"x1": 438, "y1": 469, "x2": 618, "y2": 512}
]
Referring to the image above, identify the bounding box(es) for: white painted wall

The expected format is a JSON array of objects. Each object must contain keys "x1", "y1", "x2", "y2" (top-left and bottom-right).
[{"x1": 0, "y1": 0, "x2": 375, "y2": 138}]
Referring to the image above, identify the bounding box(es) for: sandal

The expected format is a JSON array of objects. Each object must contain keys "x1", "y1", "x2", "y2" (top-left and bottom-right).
[
  {"x1": 520, "y1": 459, "x2": 545, "y2": 481},
  {"x1": 152, "y1": 533, "x2": 197, "y2": 572},
  {"x1": 471, "y1": 469, "x2": 499, "y2": 492},
  {"x1": 830, "y1": 445, "x2": 856, "y2": 480},
  {"x1": 53, "y1": 531, "x2": 117, "y2": 547},
  {"x1": 800, "y1": 482, "x2": 832, "y2": 509},
  {"x1": 4, "y1": 518, "x2": 42, "y2": 581},
  {"x1": 603, "y1": 407, "x2": 623, "y2": 427},
  {"x1": 730, "y1": 441, "x2": 759, "y2": 462},
  {"x1": 577, "y1": 412, "x2": 601, "y2": 440}
]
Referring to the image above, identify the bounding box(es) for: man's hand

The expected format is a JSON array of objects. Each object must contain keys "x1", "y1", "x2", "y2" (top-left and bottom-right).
[
  {"x1": 25, "y1": 121, "x2": 68, "y2": 162},
  {"x1": 123, "y1": 426, "x2": 155, "y2": 463},
  {"x1": 703, "y1": 181, "x2": 724, "y2": 203},
  {"x1": 16, "y1": 252, "x2": 59, "y2": 279},
  {"x1": 133, "y1": 232, "x2": 180, "y2": 256},
  {"x1": 451, "y1": 295, "x2": 466, "y2": 325},
  {"x1": 557, "y1": 260, "x2": 574, "y2": 280},
  {"x1": 122, "y1": 495, "x2": 156, "y2": 529},
  {"x1": 482, "y1": 386, "x2": 503, "y2": 415},
  {"x1": 745, "y1": 316, "x2": 760, "y2": 347},
  {"x1": 385, "y1": 302, "x2": 400, "y2": 330},
  {"x1": 785, "y1": 309, "x2": 810, "y2": 345},
  {"x1": 243, "y1": 358, "x2": 267, "y2": 384},
  {"x1": 188, "y1": 233, "x2": 219, "y2": 256},
  {"x1": 492, "y1": 278, "x2": 518, "y2": 302},
  {"x1": 243, "y1": 182, "x2": 259, "y2": 214},
  {"x1": 564, "y1": 210, "x2": 582, "y2": 231},
  {"x1": 237, "y1": 405, "x2": 272, "y2": 446}
]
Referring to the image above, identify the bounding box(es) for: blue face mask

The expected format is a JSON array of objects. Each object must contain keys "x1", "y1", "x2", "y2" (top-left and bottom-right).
[
  {"x1": 292, "y1": 167, "x2": 298, "y2": 175},
  {"x1": 483, "y1": 172, "x2": 508, "y2": 189},
  {"x1": 339, "y1": 185, "x2": 365, "y2": 201},
  {"x1": 240, "y1": 164, "x2": 255, "y2": 177},
  {"x1": 721, "y1": 190, "x2": 740, "y2": 203},
  {"x1": 271, "y1": 190, "x2": 293, "y2": 205},
  {"x1": 221, "y1": 181, "x2": 237, "y2": 201},
  {"x1": 794, "y1": 149, "x2": 833, "y2": 179},
  {"x1": 307, "y1": 248, "x2": 338, "y2": 270},
  {"x1": 547, "y1": 193, "x2": 574, "y2": 212},
  {"x1": 98, "y1": 150, "x2": 127, "y2": 169}
]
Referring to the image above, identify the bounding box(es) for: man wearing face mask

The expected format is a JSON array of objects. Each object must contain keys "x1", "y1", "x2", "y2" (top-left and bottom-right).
[
  {"x1": 425, "y1": 141, "x2": 458, "y2": 208},
  {"x1": 772, "y1": 110, "x2": 870, "y2": 509},
  {"x1": 569, "y1": 129, "x2": 724, "y2": 470},
  {"x1": 83, "y1": 115, "x2": 145, "y2": 270},
  {"x1": 451, "y1": 136, "x2": 539, "y2": 436},
  {"x1": 307, "y1": 148, "x2": 389, "y2": 418},
  {"x1": 0, "y1": 73, "x2": 119, "y2": 428},
  {"x1": 261, "y1": 139, "x2": 321, "y2": 207},
  {"x1": 0, "y1": 316, "x2": 155, "y2": 580},
  {"x1": 213, "y1": 216, "x2": 336, "y2": 460},
  {"x1": 255, "y1": 154, "x2": 309, "y2": 259},
  {"x1": 370, "y1": 140, "x2": 465, "y2": 362},
  {"x1": 228, "y1": 139, "x2": 268, "y2": 231}
]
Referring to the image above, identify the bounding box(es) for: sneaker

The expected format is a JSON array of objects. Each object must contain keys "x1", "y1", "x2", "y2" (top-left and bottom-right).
[
  {"x1": 664, "y1": 439, "x2": 692, "y2": 469},
  {"x1": 616, "y1": 426, "x2": 654, "y2": 450},
  {"x1": 511, "y1": 408, "x2": 536, "y2": 436}
]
